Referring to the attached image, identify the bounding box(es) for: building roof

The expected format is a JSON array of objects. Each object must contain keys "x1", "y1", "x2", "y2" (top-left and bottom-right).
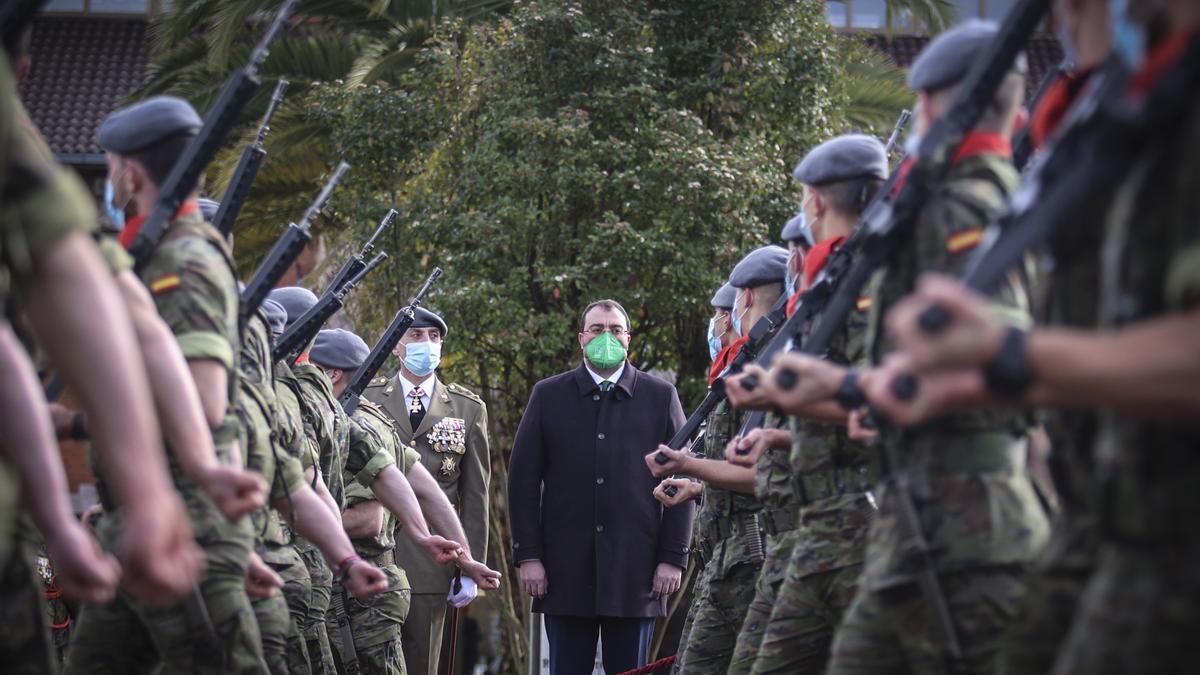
[
  {"x1": 18, "y1": 16, "x2": 149, "y2": 165},
  {"x1": 866, "y1": 32, "x2": 1064, "y2": 96}
]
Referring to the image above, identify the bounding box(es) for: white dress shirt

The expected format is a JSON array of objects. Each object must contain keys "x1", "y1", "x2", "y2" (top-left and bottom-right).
[
  {"x1": 399, "y1": 372, "x2": 437, "y2": 411},
  {"x1": 584, "y1": 361, "x2": 625, "y2": 389}
]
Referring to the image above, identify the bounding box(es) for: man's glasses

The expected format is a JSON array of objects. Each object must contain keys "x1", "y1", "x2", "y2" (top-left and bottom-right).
[{"x1": 583, "y1": 325, "x2": 630, "y2": 337}]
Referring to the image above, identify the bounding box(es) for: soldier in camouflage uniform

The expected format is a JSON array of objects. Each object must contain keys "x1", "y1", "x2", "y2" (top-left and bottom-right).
[
  {"x1": 755, "y1": 22, "x2": 1050, "y2": 674},
  {"x1": 724, "y1": 134, "x2": 887, "y2": 674},
  {"x1": 649, "y1": 246, "x2": 789, "y2": 674},
  {"x1": 309, "y1": 329, "x2": 462, "y2": 675},
  {"x1": 869, "y1": 9, "x2": 1200, "y2": 672}
]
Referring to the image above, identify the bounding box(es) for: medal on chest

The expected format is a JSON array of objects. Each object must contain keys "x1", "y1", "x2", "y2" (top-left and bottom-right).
[{"x1": 426, "y1": 417, "x2": 467, "y2": 475}]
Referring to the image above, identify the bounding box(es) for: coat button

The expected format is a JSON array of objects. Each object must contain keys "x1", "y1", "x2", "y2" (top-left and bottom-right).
[
  {"x1": 596, "y1": 477, "x2": 605, "y2": 485},
  {"x1": 593, "y1": 395, "x2": 600, "y2": 401},
  {"x1": 595, "y1": 524, "x2": 604, "y2": 533},
  {"x1": 597, "y1": 433, "x2": 606, "y2": 440}
]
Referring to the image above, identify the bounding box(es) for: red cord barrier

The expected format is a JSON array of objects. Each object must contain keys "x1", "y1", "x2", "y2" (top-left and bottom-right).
[{"x1": 617, "y1": 654, "x2": 676, "y2": 675}]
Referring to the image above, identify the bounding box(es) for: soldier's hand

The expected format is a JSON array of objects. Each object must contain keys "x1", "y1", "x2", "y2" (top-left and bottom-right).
[
  {"x1": 861, "y1": 356, "x2": 987, "y2": 427},
  {"x1": 725, "y1": 427, "x2": 791, "y2": 467},
  {"x1": 118, "y1": 494, "x2": 205, "y2": 607},
  {"x1": 45, "y1": 520, "x2": 121, "y2": 605},
  {"x1": 518, "y1": 559, "x2": 548, "y2": 599},
  {"x1": 651, "y1": 562, "x2": 682, "y2": 599},
  {"x1": 195, "y1": 464, "x2": 268, "y2": 522},
  {"x1": 245, "y1": 551, "x2": 284, "y2": 599},
  {"x1": 419, "y1": 534, "x2": 462, "y2": 565},
  {"x1": 723, "y1": 365, "x2": 775, "y2": 411},
  {"x1": 459, "y1": 556, "x2": 502, "y2": 591},
  {"x1": 761, "y1": 352, "x2": 847, "y2": 415},
  {"x1": 885, "y1": 274, "x2": 1007, "y2": 372},
  {"x1": 343, "y1": 560, "x2": 389, "y2": 600},
  {"x1": 653, "y1": 478, "x2": 700, "y2": 507},
  {"x1": 846, "y1": 409, "x2": 879, "y2": 442},
  {"x1": 645, "y1": 445, "x2": 689, "y2": 478}
]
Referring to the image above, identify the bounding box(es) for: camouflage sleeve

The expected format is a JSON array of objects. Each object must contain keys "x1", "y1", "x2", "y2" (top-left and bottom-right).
[
  {"x1": 272, "y1": 439, "x2": 307, "y2": 500},
  {"x1": 143, "y1": 238, "x2": 238, "y2": 370},
  {"x1": 399, "y1": 444, "x2": 421, "y2": 474},
  {"x1": 914, "y1": 155, "x2": 1016, "y2": 278},
  {"x1": 346, "y1": 416, "x2": 397, "y2": 490},
  {"x1": 1, "y1": 103, "x2": 97, "y2": 278},
  {"x1": 96, "y1": 234, "x2": 133, "y2": 276}
]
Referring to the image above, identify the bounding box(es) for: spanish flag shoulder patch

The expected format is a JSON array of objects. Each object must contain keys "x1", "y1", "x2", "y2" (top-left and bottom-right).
[
  {"x1": 150, "y1": 274, "x2": 182, "y2": 294},
  {"x1": 856, "y1": 296, "x2": 872, "y2": 312},
  {"x1": 946, "y1": 227, "x2": 984, "y2": 254}
]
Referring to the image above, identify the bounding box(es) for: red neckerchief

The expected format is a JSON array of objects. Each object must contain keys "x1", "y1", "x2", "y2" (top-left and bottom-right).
[
  {"x1": 118, "y1": 199, "x2": 201, "y2": 250},
  {"x1": 294, "y1": 353, "x2": 310, "y2": 365},
  {"x1": 951, "y1": 131, "x2": 1012, "y2": 163},
  {"x1": 802, "y1": 235, "x2": 846, "y2": 289},
  {"x1": 709, "y1": 335, "x2": 748, "y2": 386},
  {"x1": 1029, "y1": 68, "x2": 1095, "y2": 150},
  {"x1": 785, "y1": 290, "x2": 802, "y2": 318},
  {"x1": 1130, "y1": 30, "x2": 1198, "y2": 97}
]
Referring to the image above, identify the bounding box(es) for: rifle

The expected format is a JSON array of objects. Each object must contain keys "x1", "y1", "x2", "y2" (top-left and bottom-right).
[
  {"x1": 272, "y1": 251, "x2": 387, "y2": 364},
  {"x1": 329, "y1": 582, "x2": 360, "y2": 675},
  {"x1": 661, "y1": 431, "x2": 707, "y2": 499},
  {"x1": 128, "y1": 0, "x2": 296, "y2": 270},
  {"x1": 339, "y1": 267, "x2": 444, "y2": 416},
  {"x1": 895, "y1": 44, "x2": 1200, "y2": 398},
  {"x1": 883, "y1": 109, "x2": 913, "y2": 157},
  {"x1": 326, "y1": 208, "x2": 397, "y2": 299},
  {"x1": 767, "y1": 0, "x2": 1051, "y2": 668},
  {"x1": 240, "y1": 161, "x2": 351, "y2": 324},
  {"x1": 212, "y1": 78, "x2": 289, "y2": 237}
]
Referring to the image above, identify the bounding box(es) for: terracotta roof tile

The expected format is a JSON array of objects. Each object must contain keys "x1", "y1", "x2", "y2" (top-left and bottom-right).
[
  {"x1": 866, "y1": 33, "x2": 1065, "y2": 96},
  {"x1": 18, "y1": 17, "x2": 149, "y2": 163}
]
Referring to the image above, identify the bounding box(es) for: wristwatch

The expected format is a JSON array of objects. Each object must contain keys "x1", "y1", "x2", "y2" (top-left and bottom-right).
[
  {"x1": 835, "y1": 369, "x2": 867, "y2": 411},
  {"x1": 983, "y1": 327, "x2": 1033, "y2": 400}
]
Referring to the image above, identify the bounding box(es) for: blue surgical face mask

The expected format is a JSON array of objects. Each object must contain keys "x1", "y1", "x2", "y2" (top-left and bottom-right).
[
  {"x1": 1056, "y1": 25, "x2": 1078, "y2": 70},
  {"x1": 103, "y1": 178, "x2": 126, "y2": 230},
  {"x1": 731, "y1": 293, "x2": 748, "y2": 337},
  {"x1": 707, "y1": 315, "x2": 727, "y2": 361},
  {"x1": 403, "y1": 340, "x2": 441, "y2": 377},
  {"x1": 1111, "y1": 0, "x2": 1145, "y2": 69}
]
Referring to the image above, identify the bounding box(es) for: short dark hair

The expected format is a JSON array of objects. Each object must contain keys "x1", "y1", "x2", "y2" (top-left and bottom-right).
[
  {"x1": 579, "y1": 299, "x2": 631, "y2": 332},
  {"x1": 129, "y1": 134, "x2": 197, "y2": 188},
  {"x1": 815, "y1": 177, "x2": 885, "y2": 217}
]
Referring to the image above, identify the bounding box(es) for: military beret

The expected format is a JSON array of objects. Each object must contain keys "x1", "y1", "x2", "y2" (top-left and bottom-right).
[
  {"x1": 409, "y1": 306, "x2": 448, "y2": 339},
  {"x1": 728, "y1": 245, "x2": 788, "y2": 289},
  {"x1": 98, "y1": 95, "x2": 203, "y2": 156},
  {"x1": 907, "y1": 19, "x2": 1026, "y2": 92},
  {"x1": 197, "y1": 198, "x2": 220, "y2": 223},
  {"x1": 793, "y1": 134, "x2": 888, "y2": 186},
  {"x1": 268, "y1": 286, "x2": 319, "y2": 328},
  {"x1": 310, "y1": 328, "x2": 369, "y2": 371},
  {"x1": 710, "y1": 283, "x2": 736, "y2": 310},
  {"x1": 780, "y1": 211, "x2": 814, "y2": 249},
  {"x1": 261, "y1": 299, "x2": 287, "y2": 338}
]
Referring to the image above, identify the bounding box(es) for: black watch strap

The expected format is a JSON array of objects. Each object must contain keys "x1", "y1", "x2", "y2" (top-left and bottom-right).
[
  {"x1": 984, "y1": 327, "x2": 1033, "y2": 400},
  {"x1": 69, "y1": 411, "x2": 89, "y2": 441},
  {"x1": 835, "y1": 369, "x2": 867, "y2": 411}
]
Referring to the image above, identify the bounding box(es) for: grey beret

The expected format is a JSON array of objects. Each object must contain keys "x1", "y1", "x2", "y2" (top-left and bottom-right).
[
  {"x1": 710, "y1": 283, "x2": 736, "y2": 310},
  {"x1": 268, "y1": 287, "x2": 319, "y2": 328},
  {"x1": 793, "y1": 134, "x2": 888, "y2": 185},
  {"x1": 907, "y1": 20, "x2": 1025, "y2": 92},
  {"x1": 310, "y1": 328, "x2": 369, "y2": 371},
  {"x1": 98, "y1": 95, "x2": 202, "y2": 155},
  {"x1": 409, "y1": 306, "x2": 448, "y2": 339},
  {"x1": 198, "y1": 198, "x2": 220, "y2": 223},
  {"x1": 261, "y1": 299, "x2": 287, "y2": 337},
  {"x1": 728, "y1": 245, "x2": 788, "y2": 289},
  {"x1": 780, "y1": 212, "x2": 815, "y2": 248}
]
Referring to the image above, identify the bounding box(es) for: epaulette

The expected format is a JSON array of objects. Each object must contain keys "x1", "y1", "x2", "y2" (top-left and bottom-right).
[
  {"x1": 364, "y1": 375, "x2": 389, "y2": 389},
  {"x1": 446, "y1": 382, "x2": 483, "y2": 405},
  {"x1": 356, "y1": 398, "x2": 396, "y2": 429}
]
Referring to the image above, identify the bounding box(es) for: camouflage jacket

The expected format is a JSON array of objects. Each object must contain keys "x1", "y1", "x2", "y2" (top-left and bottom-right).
[
  {"x1": 862, "y1": 149, "x2": 1049, "y2": 589},
  {"x1": 344, "y1": 398, "x2": 420, "y2": 559},
  {"x1": 696, "y1": 399, "x2": 763, "y2": 579},
  {"x1": 293, "y1": 360, "x2": 349, "y2": 509}
]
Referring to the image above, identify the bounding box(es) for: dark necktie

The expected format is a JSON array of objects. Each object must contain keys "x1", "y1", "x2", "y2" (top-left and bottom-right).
[
  {"x1": 599, "y1": 381, "x2": 613, "y2": 392},
  {"x1": 409, "y1": 386, "x2": 427, "y2": 430}
]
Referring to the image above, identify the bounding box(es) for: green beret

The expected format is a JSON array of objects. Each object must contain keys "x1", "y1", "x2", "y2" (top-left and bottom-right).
[
  {"x1": 98, "y1": 96, "x2": 202, "y2": 155},
  {"x1": 310, "y1": 328, "x2": 368, "y2": 371},
  {"x1": 793, "y1": 134, "x2": 888, "y2": 185},
  {"x1": 710, "y1": 283, "x2": 736, "y2": 310},
  {"x1": 728, "y1": 245, "x2": 788, "y2": 289}
]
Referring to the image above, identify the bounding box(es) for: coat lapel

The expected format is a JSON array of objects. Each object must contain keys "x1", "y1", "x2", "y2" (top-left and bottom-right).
[
  {"x1": 383, "y1": 373, "x2": 414, "y2": 437},
  {"x1": 413, "y1": 378, "x2": 450, "y2": 439}
]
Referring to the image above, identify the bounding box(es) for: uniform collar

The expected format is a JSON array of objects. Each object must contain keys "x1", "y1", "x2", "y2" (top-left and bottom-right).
[
  {"x1": 584, "y1": 361, "x2": 625, "y2": 387},
  {"x1": 708, "y1": 335, "x2": 748, "y2": 385},
  {"x1": 398, "y1": 372, "x2": 437, "y2": 400},
  {"x1": 950, "y1": 131, "x2": 1012, "y2": 164},
  {"x1": 803, "y1": 235, "x2": 847, "y2": 288},
  {"x1": 118, "y1": 199, "x2": 200, "y2": 249}
]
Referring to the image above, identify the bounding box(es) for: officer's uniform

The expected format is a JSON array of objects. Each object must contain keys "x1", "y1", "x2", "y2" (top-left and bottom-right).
[
  {"x1": 729, "y1": 135, "x2": 886, "y2": 675},
  {"x1": 311, "y1": 329, "x2": 416, "y2": 675},
  {"x1": 675, "y1": 246, "x2": 787, "y2": 674},
  {"x1": 0, "y1": 53, "x2": 99, "y2": 675},
  {"x1": 826, "y1": 23, "x2": 1049, "y2": 675},
  {"x1": 1049, "y1": 35, "x2": 1200, "y2": 674},
  {"x1": 236, "y1": 300, "x2": 313, "y2": 675},
  {"x1": 271, "y1": 286, "x2": 347, "y2": 675},
  {"x1": 364, "y1": 308, "x2": 491, "y2": 675},
  {"x1": 65, "y1": 96, "x2": 267, "y2": 674}
]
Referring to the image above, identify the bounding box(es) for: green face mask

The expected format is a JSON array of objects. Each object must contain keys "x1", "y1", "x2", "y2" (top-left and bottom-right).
[{"x1": 584, "y1": 332, "x2": 627, "y2": 370}]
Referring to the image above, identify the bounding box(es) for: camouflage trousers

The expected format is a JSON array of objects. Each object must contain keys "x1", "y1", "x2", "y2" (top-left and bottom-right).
[
  {"x1": 64, "y1": 513, "x2": 267, "y2": 675},
  {"x1": 297, "y1": 543, "x2": 337, "y2": 675},
  {"x1": 1050, "y1": 544, "x2": 1200, "y2": 674},
  {"x1": 726, "y1": 529, "x2": 798, "y2": 674},
  {"x1": 327, "y1": 563, "x2": 410, "y2": 675},
  {"x1": 673, "y1": 559, "x2": 760, "y2": 674},
  {"x1": 826, "y1": 566, "x2": 1029, "y2": 675},
  {"x1": 254, "y1": 543, "x2": 314, "y2": 674},
  {"x1": 0, "y1": 547, "x2": 57, "y2": 675},
  {"x1": 997, "y1": 510, "x2": 1097, "y2": 675}
]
